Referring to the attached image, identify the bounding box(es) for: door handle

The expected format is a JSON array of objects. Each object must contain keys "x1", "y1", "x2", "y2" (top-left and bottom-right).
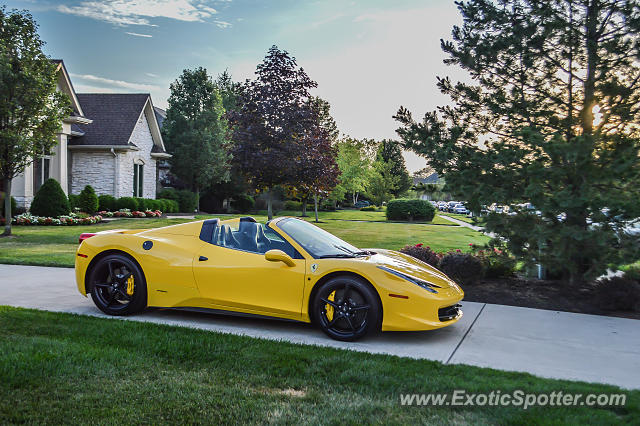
[{"x1": 198, "y1": 256, "x2": 208, "y2": 261}]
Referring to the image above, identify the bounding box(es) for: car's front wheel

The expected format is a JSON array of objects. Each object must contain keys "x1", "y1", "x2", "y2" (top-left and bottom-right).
[
  {"x1": 312, "y1": 276, "x2": 380, "y2": 341},
  {"x1": 89, "y1": 253, "x2": 147, "y2": 316}
]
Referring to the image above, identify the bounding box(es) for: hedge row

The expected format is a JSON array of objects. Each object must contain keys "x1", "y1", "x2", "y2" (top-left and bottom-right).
[
  {"x1": 386, "y1": 199, "x2": 435, "y2": 221},
  {"x1": 95, "y1": 195, "x2": 179, "y2": 213}
]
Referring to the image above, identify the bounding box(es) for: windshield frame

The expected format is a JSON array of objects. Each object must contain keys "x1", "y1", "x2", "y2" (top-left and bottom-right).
[{"x1": 274, "y1": 217, "x2": 362, "y2": 259}]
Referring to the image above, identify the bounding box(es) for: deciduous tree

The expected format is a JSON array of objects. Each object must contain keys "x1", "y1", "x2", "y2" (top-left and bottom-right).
[
  {"x1": 162, "y1": 67, "x2": 231, "y2": 210},
  {"x1": 0, "y1": 8, "x2": 71, "y2": 236}
]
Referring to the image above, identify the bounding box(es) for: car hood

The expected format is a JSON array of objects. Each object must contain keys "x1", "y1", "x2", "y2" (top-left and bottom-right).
[{"x1": 366, "y1": 249, "x2": 458, "y2": 288}]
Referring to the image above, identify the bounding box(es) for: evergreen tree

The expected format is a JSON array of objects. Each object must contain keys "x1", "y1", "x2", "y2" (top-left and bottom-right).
[
  {"x1": 377, "y1": 139, "x2": 412, "y2": 197},
  {"x1": 395, "y1": 0, "x2": 640, "y2": 284}
]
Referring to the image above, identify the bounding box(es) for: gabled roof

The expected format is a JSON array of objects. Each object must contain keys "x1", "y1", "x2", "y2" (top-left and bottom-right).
[
  {"x1": 52, "y1": 59, "x2": 90, "y2": 122},
  {"x1": 413, "y1": 172, "x2": 440, "y2": 185},
  {"x1": 70, "y1": 93, "x2": 167, "y2": 154},
  {"x1": 154, "y1": 106, "x2": 166, "y2": 129}
]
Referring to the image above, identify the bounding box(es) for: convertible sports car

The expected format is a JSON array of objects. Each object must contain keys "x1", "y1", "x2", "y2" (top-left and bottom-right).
[{"x1": 75, "y1": 217, "x2": 464, "y2": 341}]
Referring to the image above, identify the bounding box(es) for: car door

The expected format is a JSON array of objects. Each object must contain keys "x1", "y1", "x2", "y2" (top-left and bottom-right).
[{"x1": 192, "y1": 220, "x2": 306, "y2": 320}]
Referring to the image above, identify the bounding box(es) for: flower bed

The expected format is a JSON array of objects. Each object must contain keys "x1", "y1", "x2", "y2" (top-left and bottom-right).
[
  {"x1": 98, "y1": 209, "x2": 162, "y2": 218},
  {"x1": 11, "y1": 212, "x2": 102, "y2": 226}
]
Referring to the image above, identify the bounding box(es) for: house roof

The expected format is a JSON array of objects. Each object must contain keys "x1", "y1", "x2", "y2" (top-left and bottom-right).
[
  {"x1": 153, "y1": 106, "x2": 166, "y2": 129},
  {"x1": 71, "y1": 93, "x2": 149, "y2": 146},
  {"x1": 51, "y1": 59, "x2": 88, "y2": 120},
  {"x1": 413, "y1": 172, "x2": 440, "y2": 185}
]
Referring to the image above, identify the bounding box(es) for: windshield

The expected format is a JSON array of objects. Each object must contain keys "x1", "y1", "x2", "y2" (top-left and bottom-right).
[{"x1": 277, "y1": 218, "x2": 363, "y2": 258}]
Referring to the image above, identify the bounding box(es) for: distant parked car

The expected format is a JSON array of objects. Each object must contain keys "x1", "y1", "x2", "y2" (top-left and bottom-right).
[
  {"x1": 354, "y1": 200, "x2": 370, "y2": 209},
  {"x1": 454, "y1": 205, "x2": 469, "y2": 215}
]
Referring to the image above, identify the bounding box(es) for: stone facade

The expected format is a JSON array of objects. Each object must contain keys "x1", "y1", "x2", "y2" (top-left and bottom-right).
[
  {"x1": 114, "y1": 112, "x2": 157, "y2": 199},
  {"x1": 71, "y1": 151, "x2": 116, "y2": 196}
]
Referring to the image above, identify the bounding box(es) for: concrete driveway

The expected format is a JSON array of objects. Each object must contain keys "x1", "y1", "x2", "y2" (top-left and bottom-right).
[{"x1": 0, "y1": 264, "x2": 638, "y2": 389}]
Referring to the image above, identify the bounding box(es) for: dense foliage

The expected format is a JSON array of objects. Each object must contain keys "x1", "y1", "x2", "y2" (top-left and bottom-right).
[
  {"x1": 77, "y1": 185, "x2": 98, "y2": 215},
  {"x1": 395, "y1": 0, "x2": 640, "y2": 284},
  {"x1": 162, "y1": 67, "x2": 231, "y2": 209},
  {"x1": 386, "y1": 199, "x2": 435, "y2": 221},
  {"x1": 399, "y1": 244, "x2": 440, "y2": 267},
  {"x1": 29, "y1": 179, "x2": 70, "y2": 218},
  {"x1": 0, "y1": 8, "x2": 72, "y2": 235},
  {"x1": 157, "y1": 188, "x2": 197, "y2": 212},
  {"x1": 98, "y1": 195, "x2": 117, "y2": 212},
  {"x1": 439, "y1": 252, "x2": 484, "y2": 285}
]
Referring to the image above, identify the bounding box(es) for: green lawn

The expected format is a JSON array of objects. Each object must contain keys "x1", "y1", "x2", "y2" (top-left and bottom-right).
[
  {"x1": 0, "y1": 213, "x2": 488, "y2": 268},
  {"x1": 252, "y1": 209, "x2": 456, "y2": 225},
  {"x1": 0, "y1": 307, "x2": 636, "y2": 424}
]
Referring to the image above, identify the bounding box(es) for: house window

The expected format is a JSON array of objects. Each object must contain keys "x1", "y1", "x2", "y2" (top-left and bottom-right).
[
  {"x1": 33, "y1": 157, "x2": 50, "y2": 193},
  {"x1": 133, "y1": 164, "x2": 143, "y2": 197}
]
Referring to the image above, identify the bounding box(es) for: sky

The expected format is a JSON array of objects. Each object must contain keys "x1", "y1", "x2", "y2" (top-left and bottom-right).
[{"x1": 4, "y1": 0, "x2": 467, "y2": 173}]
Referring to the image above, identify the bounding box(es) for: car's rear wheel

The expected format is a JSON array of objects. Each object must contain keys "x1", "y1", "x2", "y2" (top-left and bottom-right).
[
  {"x1": 313, "y1": 276, "x2": 380, "y2": 341},
  {"x1": 89, "y1": 253, "x2": 147, "y2": 316}
]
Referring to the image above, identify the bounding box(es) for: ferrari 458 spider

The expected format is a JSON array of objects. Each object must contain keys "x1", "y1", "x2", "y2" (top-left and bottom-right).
[{"x1": 76, "y1": 217, "x2": 464, "y2": 341}]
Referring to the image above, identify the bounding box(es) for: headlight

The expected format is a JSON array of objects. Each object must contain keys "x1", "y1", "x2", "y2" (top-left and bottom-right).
[{"x1": 377, "y1": 266, "x2": 441, "y2": 294}]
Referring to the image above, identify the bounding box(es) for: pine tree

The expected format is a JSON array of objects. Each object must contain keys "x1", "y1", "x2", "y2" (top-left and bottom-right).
[{"x1": 395, "y1": 0, "x2": 640, "y2": 284}]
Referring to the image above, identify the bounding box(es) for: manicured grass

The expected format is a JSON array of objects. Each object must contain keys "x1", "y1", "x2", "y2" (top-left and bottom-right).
[
  {"x1": 0, "y1": 307, "x2": 636, "y2": 424},
  {"x1": 0, "y1": 218, "x2": 191, "y2": 267},
  {"x1": 0, "y1": 213, "x2": 487, "y2": 268},
  {"x1": 256, "y1": 209, "x2": 456, "y2": 225}
]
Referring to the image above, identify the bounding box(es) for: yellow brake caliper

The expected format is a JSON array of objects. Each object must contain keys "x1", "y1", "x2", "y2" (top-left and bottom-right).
[
  {"x1": 126, "y1": 275, "x2": 135, "y2": 296},
  {"x1": 325, "y1": 291, "x2": 335, "y2": 321}
]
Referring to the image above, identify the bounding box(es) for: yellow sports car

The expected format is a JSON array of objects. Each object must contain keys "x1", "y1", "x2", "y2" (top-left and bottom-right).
[{"x1": 76, "y1": 216, "x2": 464, "y2": 341}]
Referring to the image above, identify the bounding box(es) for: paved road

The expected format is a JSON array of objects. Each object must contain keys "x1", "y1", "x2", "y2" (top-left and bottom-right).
[{"x1": 0, "y1": 264, "x2": 638, "y2": 389}]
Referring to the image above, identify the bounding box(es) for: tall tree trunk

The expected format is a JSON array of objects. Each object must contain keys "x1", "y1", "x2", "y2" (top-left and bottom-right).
[
  {"x1": 301, "y1": 196, "x2": 308, "y2": 217},
  {"x1": 314, "y1": 193, "x2": 319, "y2": 223},
  {"x1": 2, "y1": 178, "x2": 12, "y2": 236},
  {"x1": 195, "y1": 185, "x2": 200, "y2": 213},
  {"x1": 267, "y1": 188, "x2": 273, "y2": 220}
]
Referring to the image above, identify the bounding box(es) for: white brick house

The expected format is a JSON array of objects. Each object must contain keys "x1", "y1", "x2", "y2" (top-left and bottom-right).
[{"x1": 10, "y1": 60, "x2": 170, "y2": 208}]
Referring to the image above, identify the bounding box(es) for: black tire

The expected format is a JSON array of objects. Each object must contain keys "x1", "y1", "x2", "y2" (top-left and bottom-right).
[
  {"x1": 89, "y1": 253, "x2": 147, "y2": 316},
  {"x1": 312, "y1": 276, "x2": 380, "y2": 341}
]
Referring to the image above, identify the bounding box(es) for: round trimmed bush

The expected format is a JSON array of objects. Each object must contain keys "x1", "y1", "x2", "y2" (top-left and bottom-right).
[
  {"x1": 157, "y1": 188, "x2": 179, "y2": 201},
  {"x1": 145, "y1": 199, "x2": 159, "y2": 211},
  {"x1": 438, "y1": 253, "x2": 483, "y2": 285},
  {"x1": 232, "y1": 194, "x2": 255, "y2": 213},
  {"x1": 136, "y1": 198, "x2": 150, "y2": 211},
  {"x1": 30, "y1": 179, "x2": 70, "y2": 217},
  {"x1": 400, "y1": 244, "x2": 440, "y2": 268},
  {"x1": 68, "y1": 194, "x2": 79, "y2": 210},
  {"x1": 386, "y1": 199, "x2": 435, "y2": 222},
  {"x1": 117, "y1": 196, "x2": 139, "y2": 211},
  {"x1": 158, "y1": 198, "x2": 178, "y2": 213},
  {"x1": 98, "y1": 194, "x2": 117, "y2": 212},
  {"x1": 177, "y1": 190, "x2": 197, "y2": 212},
  {"x1": 78, "y1": 185, "x2": 99, "y2": 214}
]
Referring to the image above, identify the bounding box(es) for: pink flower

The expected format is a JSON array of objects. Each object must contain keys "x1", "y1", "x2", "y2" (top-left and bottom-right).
[
  {"x1": 456, "y1": 249, "x2": 462, "y2": 253},
  {"x1": 415, "y1": 243, "x2": 424, "y2": 247}
]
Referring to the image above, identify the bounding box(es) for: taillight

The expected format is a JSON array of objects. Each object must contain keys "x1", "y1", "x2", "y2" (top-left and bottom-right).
[{"x1": 79, "y1": 233, "x2": 96, "y2": 244}]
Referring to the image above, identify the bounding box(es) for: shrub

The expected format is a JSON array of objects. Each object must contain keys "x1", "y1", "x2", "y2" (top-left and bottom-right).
[
  {"x1": 68, "y1": 194, "x2": 79, "y2": 210},
  {"x1": 158, "y1": 198, "x2": 178, "y2": 213},
  {"x1": 136, "y1": 198, "x2": 150, "y2": 211},
  {"x1": 98, "y1": 194, "x2": 117, "y2": 212},
  {"x1": 321, "y1": 201, "x2": 336, "y2": 211},
  {"x1": 157, "y1": 188, "x2": 179, "y2": 201},
  {"x1": 284, "y1": 200, "x2": 302, "y2": 211},
  {"x1": 400, "y1": 244, "x2": 440, "y2": 268},
  {"x1": 594, "y1": 276, "x2": 640, "y2": 311},
  {"x1": 621, "y1": 264, "x2": 640, "y2": 281},
  {"x1": 155, "y1": 199, "x2": 167, "y2": 212},
  {"x1": 117, "y1": 197, "x2": 139, "y2": 211},
  {"x1": 438, "y1": 252, "x2": 483, "y2": 285},
  {"x1": 29, "y1": 179, "x2": 70, "y2": 217},
  {"x1": 360, "y1": 205, "x2": 377, "y2": 211},
  {"x1": 176, "y1": 190, "x2": 197, "y2": 212},
  {"x1": 78, "y1": 185, "x2": 99, "y2": 214},
  {"x1": 145, "y1": 199, "x2": 159, "y2": 211},
  {"x1": 386, "y1": 199, "x2": 435, "y2": 221},
  {"x1": 232, "y1": 194, "x2": 255, "y2": 213},
  {"x1": 471, "y1": 243, "x2": 517, "y2": 278}
]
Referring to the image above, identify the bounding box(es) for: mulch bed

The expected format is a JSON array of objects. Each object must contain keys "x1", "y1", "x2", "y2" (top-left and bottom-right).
[{"x1": 461, "y1": 276, "x2": 640, "y2": 320}]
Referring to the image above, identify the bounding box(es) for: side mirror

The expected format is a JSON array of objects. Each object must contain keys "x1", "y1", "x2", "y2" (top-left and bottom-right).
[{"x1": 265, "y1": 249, "x2": 295, "y2": 267}]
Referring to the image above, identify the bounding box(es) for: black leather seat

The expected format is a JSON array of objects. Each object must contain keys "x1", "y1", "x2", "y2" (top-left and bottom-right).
[{"x1": 238, "y1": 220, "x2": 259, "y2": 252}]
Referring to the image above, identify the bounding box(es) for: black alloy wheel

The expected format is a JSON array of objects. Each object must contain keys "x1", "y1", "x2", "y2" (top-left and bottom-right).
[
  {"x1": 89, "y1": 254, "x2": 147, "y2": 316},
  {"x1": 313, "y1": 276, "x2": 380, "y2": 341}
]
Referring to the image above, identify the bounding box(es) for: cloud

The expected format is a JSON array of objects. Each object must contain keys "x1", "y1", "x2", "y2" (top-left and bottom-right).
[
  {"x1": 57, "y1": 0, "x2": 220, "y2": 27},
  {"x1": 125, "y1": 31, "x2": 153, "y2": 37},
  {"x1": 213, "y1": 20, "x2": 232, "y2": 28},
  {"x1": 70, "y1": 73, "x2": 160, "y2": 91},
  {"x1": 145, "y1": 72, "x2": 158, "y2": 78}
]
